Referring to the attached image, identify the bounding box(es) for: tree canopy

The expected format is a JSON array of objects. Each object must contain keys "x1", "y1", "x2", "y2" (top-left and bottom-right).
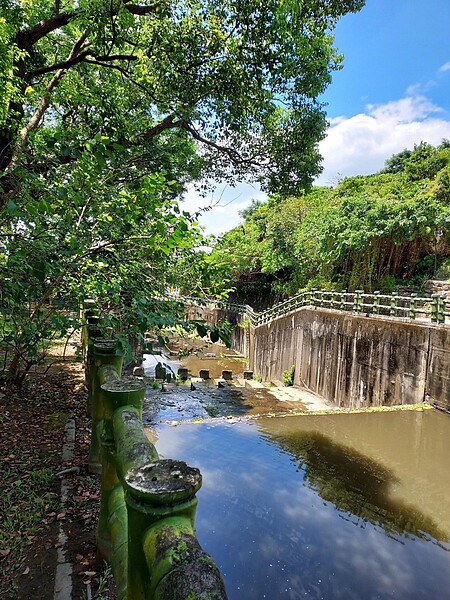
[
  {"x1": 210, "y1": 141, "x2": 450, "y2": 305},
  {"x1": 1, "y1": 0, "x2": 364, "y2": 199},
  {"x1": 0, "y1": 0, "x2": 365, "y2": 383}
]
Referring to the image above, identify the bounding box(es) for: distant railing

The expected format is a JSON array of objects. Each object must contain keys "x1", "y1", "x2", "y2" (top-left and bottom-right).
[
  {"x1": 185, "y1": 289, "x2": 449, "y2": 327},
  {"x1": 83, "y1": 309, "x2": 227, "y2": 600}
]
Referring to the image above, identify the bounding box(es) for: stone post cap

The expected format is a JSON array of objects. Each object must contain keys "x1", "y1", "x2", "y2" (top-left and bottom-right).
[
  {"x1": 101, "y1": 376, "x2": 145, "y2": 394},
  {"x1": 124, "y1": 459, "x2": 202, "y2": 506},
  {"x1": 94, "y1": 339, "x2": 118, "y2": 354}
]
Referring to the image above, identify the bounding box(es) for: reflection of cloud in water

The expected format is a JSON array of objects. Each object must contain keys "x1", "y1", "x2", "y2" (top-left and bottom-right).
[
  {"x1": 332, "y1": 528, "x2": 414, "y2": 596},
  {"x1": 267, "y1": 429, "x2": 449, "y2": 544},
  {"x1": 150, "y1": 418, "x2": 450, "y2": 599},
  {"x1": 239, "y1": 466, "x2": 269, "y2": 491},
  {"x1": 199, "y1": 467, "x2": 234, "y2": 494}
]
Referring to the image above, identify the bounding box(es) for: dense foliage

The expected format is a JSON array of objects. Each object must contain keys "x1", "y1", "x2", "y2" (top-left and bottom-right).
[
  {"x1": 211, "y1": 142, "x2": 450, "y2": 305},
  {"x1": 0, "y1": 0, "x2": 364, "y2": 383}
]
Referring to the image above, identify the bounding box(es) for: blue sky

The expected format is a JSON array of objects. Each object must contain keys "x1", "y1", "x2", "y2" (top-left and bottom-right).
[
  {"x1": 322, "y1": 0, "x2": 450, "y2": 119},
  {"x1": 183, "y1": 0, "x2": 450, "y2": 235}
]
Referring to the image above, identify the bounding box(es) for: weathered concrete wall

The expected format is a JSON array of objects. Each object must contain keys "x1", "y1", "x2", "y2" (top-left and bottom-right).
[
  {"x1": 427, "y1": 327, "x2": 450, "y2": 412},
  {"x1": 192, "y1": 304, "x2": 450, "y2": 411},
  {"x1": 250, "y1": 309, "x2": 434, "y2": 409}
]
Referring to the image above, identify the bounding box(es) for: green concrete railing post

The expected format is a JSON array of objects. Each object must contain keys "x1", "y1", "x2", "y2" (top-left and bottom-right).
[
  {"x1": 389, "y1": 292, "x2": 398, "y2": 317},
  {"x1": 319, "y1": 290, "x2": 324, "y2": 308},
  {"x1": 81, "y1": 298, "x2": 98, "y2": 356},
  {"x1": 372, "y1": 291, "x2": 380, "y2": 315},
  {"x1": 409, "y1": 293, "x2": 417, "y2": 320},
  {"x1": 82, "y1": 299, "x2": 102, "y2": 408},
  {"x1": 123, "y1": 460, "x2": 227, "y2": 600},
  {"x1": 353, "y1": 290, "x2": 363, "y2": 313},
  {"x1": 330, "y1": 290, "x2": 336, "y2": 310},
  {"x1": 439, "y1": 295, "x2": 446, "y2": 324},
  {"x1": 431, "y1": 294, "x2": 439, "y2": 323},
  {"x1": 97, "y1": 430, "x2": 121, "y2": 564},
  {"x1": 98, "y1": 378, "x2": 147, "y2": 600},
  {"x1": 89, "y1": 340, "x2": 124, "y2": 473},
  {"x1": 85, "y1": 317, "x2": 103, "y2": 416}
]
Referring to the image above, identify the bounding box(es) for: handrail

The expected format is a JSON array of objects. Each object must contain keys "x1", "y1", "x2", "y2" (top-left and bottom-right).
[
  {"x1": 183, "y1": 288, "x2": 449, "y2": 327},
  {"x1": 84, "y1": 315, "x2": 227, "y2": 600}
]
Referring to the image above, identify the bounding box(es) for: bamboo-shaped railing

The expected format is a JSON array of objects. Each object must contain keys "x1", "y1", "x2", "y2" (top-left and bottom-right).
[
  {"x1": 83, "y1": 312, "x2": 227, "y2": 600},
  {"x1": 185, "y1": 288, "x2": 449, "y2": 327}
]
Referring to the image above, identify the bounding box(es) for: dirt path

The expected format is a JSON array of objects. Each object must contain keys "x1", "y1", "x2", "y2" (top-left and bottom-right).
[{"x1": 0, "y1": 361, "x2": 114, "y2": 599}]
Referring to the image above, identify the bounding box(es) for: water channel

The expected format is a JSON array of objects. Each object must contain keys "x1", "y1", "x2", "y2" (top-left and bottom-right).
[{"x1": 142, "y1": 354, "x2": 450, "y2": 599}]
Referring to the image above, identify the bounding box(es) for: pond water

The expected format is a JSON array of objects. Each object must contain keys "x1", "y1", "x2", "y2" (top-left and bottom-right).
[
  {"x1": 142, "y1": 345, "x2": 247, "y2": 380},
  {"x1": 147, "y1": 409, "x2": 450, "y2": 600}
]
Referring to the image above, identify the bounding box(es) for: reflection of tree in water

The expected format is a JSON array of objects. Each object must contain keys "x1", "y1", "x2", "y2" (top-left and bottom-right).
[{"x1": 270, "y1": 430, "x2": 449, "y2": 545}]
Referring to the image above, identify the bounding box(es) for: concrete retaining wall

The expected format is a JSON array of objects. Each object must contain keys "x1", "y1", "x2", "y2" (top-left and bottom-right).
[
  {"x1": 427, "y1": 327, "x2": 450, "y2": 411},
  {"x1": 192, "y1": 305, "x2": 450, "y2": 411}
]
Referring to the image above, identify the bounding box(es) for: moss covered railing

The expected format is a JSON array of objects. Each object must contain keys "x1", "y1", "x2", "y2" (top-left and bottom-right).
[
  {"x1": 84, "y1": 314, "x2": 227, "y2": 600},
  {"x1": 186, "y1": 288, "x2": 450, "y2": 326}
]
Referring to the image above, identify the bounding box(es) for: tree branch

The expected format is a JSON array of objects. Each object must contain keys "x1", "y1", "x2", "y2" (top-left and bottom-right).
[
  {"x1": 26, "y1": 51, "x2": 137, "y2": 79},
  {"x1": 16, "y1": 0, "x2": 160, "y2": 52},
  {"x1": 123, "y1": 1, "x2": 161, "y2": 15},
  {"x1": 181, "y1": 122, "x2": 259, "y2": 166},
  {"x1": 17, "y1": 12, "x2": 74, "y2": 50},
  {"x1": 4, "y1": 32, "x2": 89, "y2": 181},
  {"x1": 142, "y1": 114, "x2": 184, "y2": 140},
  {"x1": 26, "y1": 49, "x2": 92, "y2": 79}
]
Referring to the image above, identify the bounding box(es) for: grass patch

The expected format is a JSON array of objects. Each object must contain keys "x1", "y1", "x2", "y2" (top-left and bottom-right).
[
  {"x1": 46, "y1": 411, "x2": 68, "y2": 431},
  {"x1": 0, "y1": 467, "x2": 58, "y2": 562},
  {"x1": 204, "y1": 404, "x2": 220, "y2": 418}
]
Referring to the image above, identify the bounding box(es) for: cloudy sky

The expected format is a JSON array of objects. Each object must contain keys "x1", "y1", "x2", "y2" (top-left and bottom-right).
[{"x1": 182, "y1": 0, "x2": 450, "y2": 236}]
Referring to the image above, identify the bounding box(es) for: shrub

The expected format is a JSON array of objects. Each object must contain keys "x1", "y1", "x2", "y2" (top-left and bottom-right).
[{"x1": 283, "y1": 365, "x2": 295, "y2": 386}]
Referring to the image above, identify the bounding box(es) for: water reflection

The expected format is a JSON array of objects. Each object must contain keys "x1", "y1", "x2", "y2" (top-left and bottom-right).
[
  {"x1": 264, "y1": 428, "x2": 449, "y2": 544},
  {"x1": 257, "y1": 410, "x2": 450, "y2": 540},
  {"x1": 150, "y1": 410, "x2": 450, "y2": 599},
  {"x1": 142, "y1": 343, "x2": 247, "y2": 380}
]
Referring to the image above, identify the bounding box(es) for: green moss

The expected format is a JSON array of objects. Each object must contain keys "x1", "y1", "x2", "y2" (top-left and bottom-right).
[
  {"x1": 46, "y1": 411, "x2": 68, "y2": 431},
  {"x1": 204, "y1": 404, "x2": 220, "y2": 418}
]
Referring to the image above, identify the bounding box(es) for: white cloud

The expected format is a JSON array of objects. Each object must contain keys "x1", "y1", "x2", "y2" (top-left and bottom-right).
[
  {"x1": 317, "y1": 94, "x2": 450, "y2": 185},
  {"x1": 181, "y1": 181, "x2": 266, "y2": 237},
  {"x1": 439, "y1": 61, "x2": 450, "y2": 73},
  {"x1": 179, "y1": 93, "x2": 450, "y2": 236},
  {"x1": 367, "y1": 95, "x2": 440, "y2": 122}
]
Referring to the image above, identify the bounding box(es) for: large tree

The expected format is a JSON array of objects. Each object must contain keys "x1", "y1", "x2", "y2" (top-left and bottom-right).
[
  {"x1": 1, "y1": 0, "x2": 364, "y2": 201},
  {"x1": 0, "y1": 0, "x2": 365, "y2": 382}
]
